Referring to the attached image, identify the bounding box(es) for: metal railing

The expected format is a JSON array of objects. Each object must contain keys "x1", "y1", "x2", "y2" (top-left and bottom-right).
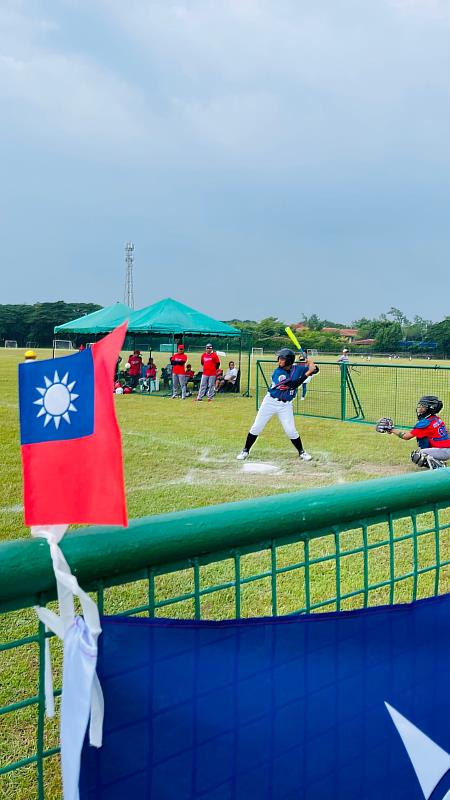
[
  {"x1": 255, "y1": 359, "x2": 450, "y2": 427},
  {"x1": 2, "y1": 470, "x2": 450, "y2": 798}
]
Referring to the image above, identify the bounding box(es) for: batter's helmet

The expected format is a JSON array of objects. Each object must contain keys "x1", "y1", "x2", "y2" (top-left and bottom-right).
[
  {"x1": 416, "y1": 396, "x2": 443, "y2": 419},
  {"x1": 277, "y1": 348, "x2": 295, "y2": 367}
]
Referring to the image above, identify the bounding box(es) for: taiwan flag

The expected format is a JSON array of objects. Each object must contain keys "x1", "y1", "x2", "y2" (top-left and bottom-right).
[{"x1": 19, "y1": 323, "x2": 128, "y2": 526}]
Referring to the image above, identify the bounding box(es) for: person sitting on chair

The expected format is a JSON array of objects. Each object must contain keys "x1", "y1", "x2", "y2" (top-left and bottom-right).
[
  {"x1": 185, "y1": 364, "x2": 195, "y2": 396},
  {"x1": 161, "y1": 363, "x2": 172, "y2": 390},
  {"x1": 145, "y1": 358, "x2": 157, "y2": 392},
  {"x1": 215, "y1": 367, "x2": 224, "y2": 391},
  {"x1": 217, "y1": 361, "x2": 238, "y2": 392}
]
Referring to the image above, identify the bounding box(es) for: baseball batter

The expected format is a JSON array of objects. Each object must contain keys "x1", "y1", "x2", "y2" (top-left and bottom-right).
[{"x1": 237, "y1": 348, "x2": 319, "y2": 462}]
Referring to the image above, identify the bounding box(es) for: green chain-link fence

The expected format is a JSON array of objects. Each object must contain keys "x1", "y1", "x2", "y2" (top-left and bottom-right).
[
  {"x1": 256, "y1": 359, "x2": 450, "y2": 427},
  {"x1": 2, "y1": 470, "x2": 450, "y2": 797}
]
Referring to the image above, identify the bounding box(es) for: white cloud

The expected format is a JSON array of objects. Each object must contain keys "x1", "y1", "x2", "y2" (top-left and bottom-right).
[
  {"x1": 0, "y1": 3, "x2": 148, "y2": 156},
  {"x1": 391, "y1": 0, "x2": 448, "y2": 16},
  {"x1": 0, "y1": 0, "x2": 449, "y2": 170},
  {"x1": 93, "y1": 0, "x2": 450, "y2": 167}
]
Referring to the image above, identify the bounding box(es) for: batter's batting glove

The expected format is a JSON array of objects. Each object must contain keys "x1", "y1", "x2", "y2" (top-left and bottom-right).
[{"x1": 375, "y1": 417, "x2": 394, "y2": 433}]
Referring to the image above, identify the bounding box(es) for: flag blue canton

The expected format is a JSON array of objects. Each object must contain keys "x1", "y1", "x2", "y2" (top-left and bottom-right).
[
  {"x1": 19, "y1": 349, "x2": 94, "y2": 445},
  {"x1": 81, "y1": 595, "x2": 450, "y2": 800}
]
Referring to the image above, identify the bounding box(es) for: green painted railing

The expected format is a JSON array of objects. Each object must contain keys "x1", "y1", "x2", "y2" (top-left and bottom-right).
[{"x1": 2, "y1": 469, "x2": 450, "y2": 798}]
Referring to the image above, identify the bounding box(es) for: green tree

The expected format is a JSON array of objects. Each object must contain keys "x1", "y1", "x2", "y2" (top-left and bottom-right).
[
  {"x1": 301, "y1": 313, "x2": 323, "y2": 331},
  {"x1": 403, "y1": 315, "x2": 431, "y2": 340},
  {"x1": 387, "y1": 307, "x2": 409, "y2": 327},
  {"x1": 0, "y1": 302, "x2": 101, "y2": 346},
  {"x1": 425, "y1": 319, "x2": 450, "y2": 354},
  {"x1": 374, "y1": 322, "x2": 402, "y2": 351},
  {"x1": 255, "y1": 317, "x2": 286, "y2": 338}
]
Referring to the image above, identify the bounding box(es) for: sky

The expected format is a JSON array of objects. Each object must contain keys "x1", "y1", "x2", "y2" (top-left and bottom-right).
[{"x1": 1, "y1": 0, "x2": 449, "y2": 324}]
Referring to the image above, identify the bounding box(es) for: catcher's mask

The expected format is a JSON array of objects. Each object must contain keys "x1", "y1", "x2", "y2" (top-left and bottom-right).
[
  {"x1": 277, "y1": 348, "x2": 295, "y2": 368},
  {"x1": 416, "y1": 395, "x2": 443, "y2": 420}
]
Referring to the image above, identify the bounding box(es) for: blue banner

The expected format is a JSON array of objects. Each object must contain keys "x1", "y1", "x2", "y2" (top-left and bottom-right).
[{"x1": 80, "y1": 594, "x2": 450, "y2": 799}]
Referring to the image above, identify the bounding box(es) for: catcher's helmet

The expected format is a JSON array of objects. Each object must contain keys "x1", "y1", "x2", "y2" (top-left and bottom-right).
[
  {"x1": 416, "y1": 395, "x2": 443, "y2": 419},
  {"x1": 277, "y1": 348, "x2": 295, "y2": 367}
]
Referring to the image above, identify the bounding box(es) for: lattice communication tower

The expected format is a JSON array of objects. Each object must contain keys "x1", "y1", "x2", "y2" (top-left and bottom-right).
[{"x1": 124, "y1": 242, "x2": 135, "y2": 309}]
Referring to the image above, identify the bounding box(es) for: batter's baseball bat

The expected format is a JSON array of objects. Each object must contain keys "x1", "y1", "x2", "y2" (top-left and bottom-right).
[{"x1": 285, "y1": 326, "x2": 302, "y2": 351}]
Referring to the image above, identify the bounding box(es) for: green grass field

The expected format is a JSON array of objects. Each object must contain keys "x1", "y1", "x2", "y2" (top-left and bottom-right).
[{"x1": 2, "y1": 347, "x2": 450, "y2": 799}]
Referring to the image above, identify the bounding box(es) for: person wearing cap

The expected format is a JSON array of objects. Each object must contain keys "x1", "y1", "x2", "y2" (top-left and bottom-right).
[
  {"x1": 196, "y1": 343, "x2": 221, "y2": 402},
  {"x1": 337, "y1": 348, "x2": 349, "y2": 363},
  {"x1": 170, "y1": 343, "x2": 188, "y2": 399},
  {"x1": 24, "y1": 350, "x2": 37, "y2": 363},
  {"x1": 128, "y1": 349, "x2": 143, "y2": 388}
]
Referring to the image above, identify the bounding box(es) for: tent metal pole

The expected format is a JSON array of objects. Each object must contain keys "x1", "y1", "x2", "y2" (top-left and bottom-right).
[
  {"x1": 170, "y1": 332, "x2": 174, "y2": 395},
  {"x1": 245, "y1": 334, "x2": 252, "y2": 397}
]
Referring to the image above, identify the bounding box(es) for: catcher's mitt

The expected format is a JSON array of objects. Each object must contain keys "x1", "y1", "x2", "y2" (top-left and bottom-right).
[{"x1": 375, "y1": 417, "x2": 394, "y2": 433}]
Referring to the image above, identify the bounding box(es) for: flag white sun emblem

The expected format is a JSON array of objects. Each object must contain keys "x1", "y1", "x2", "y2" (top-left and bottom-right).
[{"x1": 33, "y1": 370, "x2": 79, "y2": 429}]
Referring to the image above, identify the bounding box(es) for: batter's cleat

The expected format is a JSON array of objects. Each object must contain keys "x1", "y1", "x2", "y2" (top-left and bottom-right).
[
  {"x1": 299, "y1": 451, "x2": 312, "y2": 461},
  {"x1": 236, "y1": 449, "x2": 249, "y2": 461}
]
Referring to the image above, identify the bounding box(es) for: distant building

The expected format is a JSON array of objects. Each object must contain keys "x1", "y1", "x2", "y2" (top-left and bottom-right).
[{"x1": 322, "y1": 327, "x2": 358, "y2": 342}]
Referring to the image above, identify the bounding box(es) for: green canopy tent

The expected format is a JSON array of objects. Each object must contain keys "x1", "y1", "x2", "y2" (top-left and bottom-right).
[
  {"x1": 54, "y1": 302, "x2": 132, "y2": 337},
  {"x1": 53, "y1": 302, "x2": 132, "y2": 356},
  {"x1": 127, "y1": 297, "x2": 248, "y2": 394},
  {"x1": 127, "y1": 297, "x2": 240, "y2": 337}
]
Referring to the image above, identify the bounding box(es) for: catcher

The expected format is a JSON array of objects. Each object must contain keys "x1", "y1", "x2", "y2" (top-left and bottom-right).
[{"x1": 376, "y1": 396, "x2": 450, "y2": 469}]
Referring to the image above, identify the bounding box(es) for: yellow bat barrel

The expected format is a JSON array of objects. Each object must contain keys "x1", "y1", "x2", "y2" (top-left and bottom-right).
[{"x1": 285, "y1": 326, "x2": 302, "y2": 351}]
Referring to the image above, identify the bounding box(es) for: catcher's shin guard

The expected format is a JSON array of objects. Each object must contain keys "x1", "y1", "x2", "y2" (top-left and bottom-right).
[{"x1": 411, "y1": 449, "x2": 428, "y2": 468}]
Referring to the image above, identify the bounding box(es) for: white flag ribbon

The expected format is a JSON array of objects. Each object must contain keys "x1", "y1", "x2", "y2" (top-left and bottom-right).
[{"x1": 32, "y1": 525, "x2": 104, "y2": 800}]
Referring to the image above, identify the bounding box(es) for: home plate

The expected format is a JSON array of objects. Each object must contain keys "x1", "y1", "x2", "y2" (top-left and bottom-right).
[{"x1": 241, "y1": 462, "x2": 280, "y2": 474}]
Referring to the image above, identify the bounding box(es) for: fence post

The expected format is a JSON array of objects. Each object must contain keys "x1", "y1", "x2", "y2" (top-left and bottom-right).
[
  {"x1": 256, "y1": 360, "x2": 259, "y2": 410},
  {"x1": 340, "y1": 363, "x2": 347, "y2": 420}
]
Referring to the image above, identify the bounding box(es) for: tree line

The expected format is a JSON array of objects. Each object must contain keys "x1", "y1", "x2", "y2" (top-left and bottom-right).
[
  {"x1": 227, "y1": 307, "x2": 450, "y2": 355},
  {"x1": 0, "y1": 302, "x2": 101, "y2": 347},
  {"x1": 1, "y1": 302, "x2": 450, "y2": 355}
]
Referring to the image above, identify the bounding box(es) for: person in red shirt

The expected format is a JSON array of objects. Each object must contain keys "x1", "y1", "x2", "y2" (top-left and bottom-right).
[
  {"x1": 128, "y1": 350, "x2": 143, "y2": 388},
  {"x1": 196, "y1": 343, "x2": 221, "y2": 402},
  {"x1": 145, "y1": 358, "x2": 157, "y2": 393},
  {"x1": 388, "y1": 395, "x2": 450, "y2": 469},
  {"x1": 170, "y1": 343, "x2": 188, "y2": 399}
]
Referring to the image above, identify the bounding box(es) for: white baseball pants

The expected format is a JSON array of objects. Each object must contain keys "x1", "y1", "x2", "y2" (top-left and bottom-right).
[{"x1": 250, "y1": 394, "x2": 300, "y2": 439}]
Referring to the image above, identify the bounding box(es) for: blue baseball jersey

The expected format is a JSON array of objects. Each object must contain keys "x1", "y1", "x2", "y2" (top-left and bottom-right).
[{"x1": 268, "y1": 364, "x2": 309, "y2": 402}]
